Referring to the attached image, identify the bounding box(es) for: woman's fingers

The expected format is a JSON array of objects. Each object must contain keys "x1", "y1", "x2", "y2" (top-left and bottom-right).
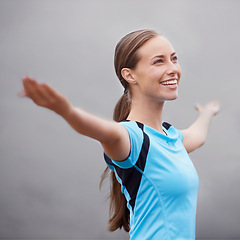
[
  {"x1": 195, "y1": 103, "x2": 202, "y2": 112},
  {"x1": 18, "y1": 90, "x2": 27, "y2": 97},
  {"x1": 195, "y1": 100, "x2": 220, "y2": 116},
  {"x1": 20, "y1": 76, "x2": 71, "y2": 115},
  {"x1": 21, "y1": 76, "x2": 52, "y2": 107},
  {"x1": 206, "y1": 100, "x2": 220, "y2": 116},
  {"x1": 22, "y1": 76, "x2": 39, "y2": 98}
]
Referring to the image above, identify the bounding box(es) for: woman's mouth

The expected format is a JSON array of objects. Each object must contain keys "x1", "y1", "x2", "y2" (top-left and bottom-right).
[{"x1": 160, "y1": 79, "x2": 178, "y2": 86}]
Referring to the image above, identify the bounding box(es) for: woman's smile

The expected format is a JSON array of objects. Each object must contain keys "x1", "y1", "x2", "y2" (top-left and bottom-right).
[{"x1": 160, "y1": 77, "x2": 178, "y2": 89}]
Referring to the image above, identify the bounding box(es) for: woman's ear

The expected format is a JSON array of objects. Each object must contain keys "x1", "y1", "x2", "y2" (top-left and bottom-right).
[{"x1": 121, "y1": 68, "x2": 137, "y2": 84}]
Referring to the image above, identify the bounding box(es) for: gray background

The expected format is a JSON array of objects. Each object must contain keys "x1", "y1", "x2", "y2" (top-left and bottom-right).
[{"x1": 0, "y1": 0, "x2": 240, "y2": 239}]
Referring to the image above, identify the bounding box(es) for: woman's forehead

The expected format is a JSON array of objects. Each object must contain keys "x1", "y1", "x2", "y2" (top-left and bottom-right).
[{"x1": 138, "y1": 35, "x2": 175, "y2": 58}]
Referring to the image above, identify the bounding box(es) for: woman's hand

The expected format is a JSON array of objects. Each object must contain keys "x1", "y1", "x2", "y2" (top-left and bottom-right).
[
  {"x1": 195, "y1": 100, "x2": 220, "y2": 117},
  {"x1": 20, "y1": 76, "x2": 71, "y2": 117}
]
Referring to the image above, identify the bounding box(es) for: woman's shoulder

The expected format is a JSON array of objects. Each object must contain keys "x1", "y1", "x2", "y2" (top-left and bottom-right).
[
  {"x1": 118, "y1": 121, "x2": 145, "y2": 139},
  {"x1": 119, "y1": 120, "x2": 144, "y2": 130}
]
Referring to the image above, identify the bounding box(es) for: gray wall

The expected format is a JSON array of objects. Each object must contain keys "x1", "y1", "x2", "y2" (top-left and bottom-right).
[{"x1": 1, "y1": 0, "x2": 239, "y2": 239}]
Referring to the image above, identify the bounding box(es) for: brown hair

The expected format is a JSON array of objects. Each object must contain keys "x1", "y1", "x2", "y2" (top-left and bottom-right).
[{"x1": 100, "y1": 29, "x2": 159, "y2": 232}]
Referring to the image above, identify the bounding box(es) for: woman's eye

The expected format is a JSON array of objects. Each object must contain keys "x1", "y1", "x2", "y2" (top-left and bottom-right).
[
  {"x1": 172, "y1": 56, "x2": 178, "y2": 62},
  {"x1": 154, "y1": 59, "x2": 163, "y2": 64}
]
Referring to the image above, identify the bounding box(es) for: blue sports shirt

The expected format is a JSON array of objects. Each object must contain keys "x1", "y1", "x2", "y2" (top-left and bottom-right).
[{"x1": 104, "y1": 121, "x2": 199, "y2": 240}]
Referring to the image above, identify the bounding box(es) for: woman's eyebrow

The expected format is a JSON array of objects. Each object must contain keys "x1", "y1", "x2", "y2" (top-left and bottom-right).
[{"x1": 151, "y1": 52, "x2": 176, "y2": 60}]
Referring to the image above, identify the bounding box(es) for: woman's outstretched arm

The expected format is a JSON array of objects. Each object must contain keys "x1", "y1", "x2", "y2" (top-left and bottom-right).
[
  {"x1": 20, "y1": 76, "x2": 130, "y2": 161},
  {"x1": 181, "y1": 100, "x2": 220, "y2": 153}
]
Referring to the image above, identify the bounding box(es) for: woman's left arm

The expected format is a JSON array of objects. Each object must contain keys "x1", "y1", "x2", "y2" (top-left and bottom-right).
[{"x1": 181, "y1": 100, "x2": 220, "y2": 153}]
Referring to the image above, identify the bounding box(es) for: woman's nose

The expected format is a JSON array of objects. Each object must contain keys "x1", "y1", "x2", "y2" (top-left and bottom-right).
[{"x1": 166, "y1": 61, "x2": 179, "y2": 75}]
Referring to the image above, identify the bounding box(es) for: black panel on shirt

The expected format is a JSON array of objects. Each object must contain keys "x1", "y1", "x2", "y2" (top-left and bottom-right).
[
  {"x1": 104, "y1": 153, "x2": 113, "y2": 166},
  {"x1": 103, "y1": 122, "x2": 150, "y2": 213},
  {"x1": 162, "y1": 122, "x2": 172, "y2": 130}
]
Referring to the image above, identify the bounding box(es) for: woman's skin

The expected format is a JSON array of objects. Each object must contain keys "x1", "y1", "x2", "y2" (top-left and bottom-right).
[{"x1": 20, "y1": 35, "x2": 220, "y2": 161}]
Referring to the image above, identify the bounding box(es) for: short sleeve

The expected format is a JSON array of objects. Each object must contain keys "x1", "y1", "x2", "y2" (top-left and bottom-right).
[
  {"x1": 107, "y1": 121, "x2": 144, "y2": 169},
  {"x1": 176, "y1": 128, "x2": 183, "y2": 142}
]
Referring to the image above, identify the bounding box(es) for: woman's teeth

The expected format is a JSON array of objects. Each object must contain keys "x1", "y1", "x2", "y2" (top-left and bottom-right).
[{"x1": 161, "y1": 79, "x2": 177, "y2": 85}]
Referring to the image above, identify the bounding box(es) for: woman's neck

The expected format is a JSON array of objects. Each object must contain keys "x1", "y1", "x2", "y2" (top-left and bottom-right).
[{"x1": 127, "y1": 98, "x2": 165, "y2": 133}]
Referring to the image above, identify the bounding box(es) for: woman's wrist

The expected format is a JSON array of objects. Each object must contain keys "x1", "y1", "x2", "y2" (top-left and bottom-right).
[{"x1": 54, "y1": 97, "x2": 73, "y2": 119}]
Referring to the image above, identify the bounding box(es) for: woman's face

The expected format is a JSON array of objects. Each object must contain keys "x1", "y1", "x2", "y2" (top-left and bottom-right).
[{"x1": 130, "y1": 35, "x2": 182, "y2": 103}]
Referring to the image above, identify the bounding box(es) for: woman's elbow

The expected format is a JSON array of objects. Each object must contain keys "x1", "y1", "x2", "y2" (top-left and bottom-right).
[{"x1": 198, "y1": 135, "x2": 206, "y2": 147}]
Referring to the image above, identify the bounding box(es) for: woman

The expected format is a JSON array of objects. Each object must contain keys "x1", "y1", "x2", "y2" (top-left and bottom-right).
[{"x1": 20, "y1": 29, "x2": 220, "y2": 239}]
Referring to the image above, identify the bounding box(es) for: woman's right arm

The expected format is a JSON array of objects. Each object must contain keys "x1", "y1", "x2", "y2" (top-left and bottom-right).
[{"x1": 20, "y1": 76, "x2": 130, "y2": 161}]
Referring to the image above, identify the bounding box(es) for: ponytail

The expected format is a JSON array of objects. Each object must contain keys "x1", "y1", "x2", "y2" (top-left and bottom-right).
[
  {"x1": 113, "y1": 92, "x2": 131, "y2": 122},
  {"x1": 100, "y1": 92, "x2": 131, "y2": 232}
]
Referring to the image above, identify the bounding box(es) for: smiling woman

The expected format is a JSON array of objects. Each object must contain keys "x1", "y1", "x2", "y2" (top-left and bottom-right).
[
  {"x1": 20, "y1": 29, "x2": 220, "y2": 240},
  {"x1": 121, "y1": 35, "x2": 181, "y2": 108}
]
